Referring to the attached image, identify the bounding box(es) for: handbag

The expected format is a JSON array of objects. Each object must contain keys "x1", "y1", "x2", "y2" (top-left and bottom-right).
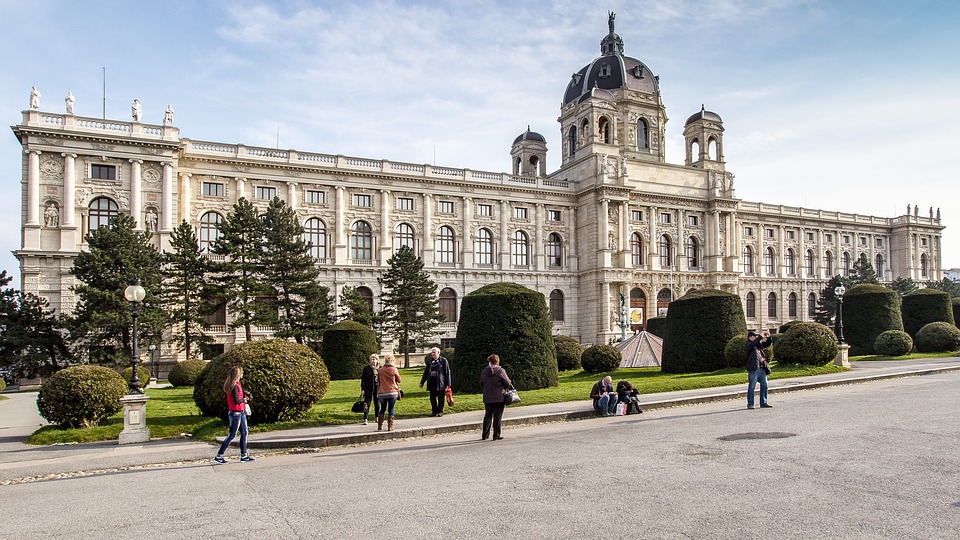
[
  {"x1": 762, "y1": 361, "x2": 772, "y2": 376},
  {"x1": 244, "y1": 403, "x2": 252, "y2": 416},
  {"x1": 351, "y1": 395, "x2": 365, "y2": 413},
  {"x1": 397, "y1": 387, "x2": 404, "y2": 400},
  {"x1": 503, "y1": 386, "x2": 520, "y2": 405},
  {"x1": 445, "y1": 386, "x2": 455, "y2": 407}
]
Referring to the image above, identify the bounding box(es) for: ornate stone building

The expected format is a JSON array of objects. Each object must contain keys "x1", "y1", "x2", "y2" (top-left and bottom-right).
[{"x1": 12, "y1": 15, "x2": 944, "y2": 367}]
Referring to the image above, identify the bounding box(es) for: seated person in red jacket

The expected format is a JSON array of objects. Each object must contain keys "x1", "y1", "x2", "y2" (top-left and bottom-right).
[{"x1": 590, "y1": 376, "x2": 618, "y2": 416}]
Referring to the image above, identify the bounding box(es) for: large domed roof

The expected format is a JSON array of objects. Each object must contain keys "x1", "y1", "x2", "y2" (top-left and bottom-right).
[{"x1": 562, "y1": 13, "x2": 660, "y2": 105}]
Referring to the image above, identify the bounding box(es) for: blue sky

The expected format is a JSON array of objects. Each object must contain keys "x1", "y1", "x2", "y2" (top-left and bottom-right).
[{"x1": 2, "y1": 0, "x2": 958, "y2": 285}]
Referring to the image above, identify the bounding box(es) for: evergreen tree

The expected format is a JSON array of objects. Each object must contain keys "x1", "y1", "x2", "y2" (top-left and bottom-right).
[
  {"x1": 338, "y1": 285, "x2": 376, "y2": 326},
  {"x1": 888, "y1": 276, "x2": 919, "y2": 299},
  {"x1": 0, "y1": 271, "x2": 71, "y2": 378},
  {"x1": 925, "y1": 277, "x2": 960, "y2": 298},
  {"x1": 812, "y1": 275, "x2": 847, "y2": 335},
  {"x1": 67, "y1": 214, "x2": 165, "y2": 364},
  {"x1": 378, "y1": 245, "x2": 444, "y2": 367},
  {"x1": 848, "y1": 253, "x2": 879, "y2": 285},
  {"x1": 259, "y1": 198, "x2": 333, "y2": 344},
  {"x1": 213, "y1": 197, "x2": 266, "y2": 341},
  {"x1": 161, "y1": 221, "x2": 214, "y2": 359}
]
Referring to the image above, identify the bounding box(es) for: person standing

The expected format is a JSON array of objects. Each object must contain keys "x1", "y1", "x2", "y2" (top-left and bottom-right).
[
  {"x1": 745, "y1": 330, "x2": 773, "y2": 409},
  {"x1": 420, "y1": 347, "x2": 452, "y2": 417},
  {"x1": 360, "y1": 354, "x2": 379, "y2": 425},
  {"x1": 480, "y1": 354, "x2": 512, "y2": 441},
  {"x1": 590, "y1": 376, "x2": 619, "y2": 416},
  {"x1": 376, "y1": 354, "x2": 402, "y2": 431},
  {"x1": 214, "y1": 366, "x2": 255, "y2": 464}
]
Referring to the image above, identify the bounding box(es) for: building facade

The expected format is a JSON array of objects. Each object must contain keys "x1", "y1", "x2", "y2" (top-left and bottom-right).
[{"x1": 12, "y1": 16, "x2": 944, "y2": 369}]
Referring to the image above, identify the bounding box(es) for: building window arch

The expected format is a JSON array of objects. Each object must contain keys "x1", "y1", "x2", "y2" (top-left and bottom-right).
[
  {"x1": 356, "y1": 286, "x2": 374, "y2": 311},
  {"x1": 546, "y1": 232, "x2": 563, "y2": 267},
  {"x1": 745, "y1": 292, "x2": 756, "y2": 319},
  {"x1": 511, "y1": 230, "x2": 529, "y2": 266},
  {"x1": 708, "y1": 137, "x2": 720, "y2": 160},
  {"x1": 842, "y1": 251, "x2": 851, "y2": 276},
  {"x1": 742, "y1": 245, "x2": 754, "y2": 274},
  {"x1": 805, "y1": 249, "x2": 815, "y2": 277},
  {"x1": 350, "y1": 220, "x2": 373, "y2": 261},
  {"x1": 765, "y1": 247, "x2": 776, "y2": 275},
  {"x1": 824, "y1": 250, "x2": 834, "y2": 276},
  {"x1": 549, "y1": 289, "x2": 564, "y2": 322},
  {"x1": 785, "y1": 248, "x2": 796, "y2": 275},
  {"x1": 690, "y1": 138, "x2": 700, "y2": 161},
  {"x1": 807, "y1": 293, "x2": 816, "y2": 316},
  {"x1": 439, "y1": 287, "x2": 457, "y2": 323},
  {"x1": 685, "y1": 236, "x2": 700, "y2": 269},
  {"x1": 658, "y1": 235, "x2": 673, "y2": 268},
  {"x1": 198, "y1": 211, "x2": 223, "y2": 253},
  {"x1": 568, "y1": 125, "x2": 578, "y2": 156},
  {"x1": 598, "y1": 116, "x2": 611, "y2": 144},
  {"x1": 579, "y1": 119, "x2": 589, "y2": 143},
  {"x1": 475, "y1": 228, "x2": 494, "y2": 265},
  {"x1": 637, "y1": 118, "x2": 649, "y2": 149},
  {"x1": 920, "y1": 253, "x2": 928, "y2": 277},
  {"x1": 767, "y1": 292, "x2": 778, "y2": 318},
  {"x1": 788, "y1": 292, "x2": 798, "y2": 318},
  {"x1": 875, "y1": 254, "x2": 885, "y2": 280},
  {"x1": 88, "y1": 197, "x2": 118, "y2": 231},
  {"x1": 631, "y1": 233, "x2": 644, "y2": 266},
  {"x1": 436, "y1": 225, "x2": 456, "y2": 264},
  {"x1": 303, "y1": 217, "x2": 327, "y2": 259},
  {"x1": 394, "y1": 222, "x2": 415, "y2": 251}
]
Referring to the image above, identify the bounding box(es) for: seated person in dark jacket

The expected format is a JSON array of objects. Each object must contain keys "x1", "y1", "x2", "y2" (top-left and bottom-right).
[
  {"x1": 590, "y1": 376, "x2": 619, "y2": 416},
  {"x1": 616, "y1": 379, "x2": 643, "y2": 414}
]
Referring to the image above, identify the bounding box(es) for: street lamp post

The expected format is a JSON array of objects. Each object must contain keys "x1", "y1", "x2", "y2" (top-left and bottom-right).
[
  {"x1": 124, "y1": 277, "x2": 146, "y2": 394},
  {"x1": 834, "y1": 284, "x2": 846, "y2": 344},
  {"x1": 119, "y1": 276, "x2": 150, "y2": 444}
]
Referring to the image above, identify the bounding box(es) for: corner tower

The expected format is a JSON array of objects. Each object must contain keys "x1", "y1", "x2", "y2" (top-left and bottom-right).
[
  {"x1": 510, "y1": 126, "x2": 547, "y2": 176},
  {"x1": 683, "y1": 105, "x2": 725, "y2": 171}
]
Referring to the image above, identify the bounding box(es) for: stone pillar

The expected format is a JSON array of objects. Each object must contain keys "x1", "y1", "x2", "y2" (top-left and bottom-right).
[
  {"x1": 179, "y1": 173, "x2": 192, "y2": 224},
  {"x1": 677, "y1": 209, "x2": 686, "y2": 269},
  {"x1": 778, "y1": 225, "x2": 785, "y2": 277},
  {"x1": 379, "y1": 189, "x2": 391, "y2": 265},
  {"x1": 26, "y1": 150, "x2": 41, "y2": 226},
  {"x1": 287, "y1": 181, "x2": 297, "y2": 209},
  {"x1": 334, "y1": 186, "x2": 347, "y2": 262},
  {"x1": 568, "y1": 207, "x2": 578, "y2": 269},
  {"x1": 161, "y1": 163, "x2": 173, "y2": 232},
  {"x1": 235, "y1": 177, "x2": 246, "y2": 203},
  {"x1": 619, "y1": 201, "x2": 629, "y2": 268},
  {"x1": 130, "y1": 160, "x2": 143, "y2": 229},
  {"x1": 648, "y1": 206, "x2": 658, "y2": 270},
  {"x1": 62, "y1": 154, "x2": 76, "y2": 227},
  {"x1": 534, "y1": 203, "x2": 544, "y2": 270},
  {"x1": 462, "y1": 197, "x2": 474, "y2": 266},
  {"x1": 118, "y1": 394, "x2": 150, "y2": 444},
  {"x1": 500, "y1": 200, "x2": 510, "y2": 269},
  {"x1": 422, "y1": 193, "x2": 434, "y2": 266},
  {"x1": 834, "y1": 344, "x2": 851, "y2": 368}
]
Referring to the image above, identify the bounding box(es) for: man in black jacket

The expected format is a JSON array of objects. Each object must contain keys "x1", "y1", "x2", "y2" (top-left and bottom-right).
[
  {"x1": 420, "y1": 347, "x2": 452, "y2": 417},
  {"x1": 745, "y1": 330, "x2": 773, "y2": 409}
]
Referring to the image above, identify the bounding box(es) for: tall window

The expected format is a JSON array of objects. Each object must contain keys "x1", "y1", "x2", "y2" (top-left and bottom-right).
[
  {"x1": 920, "y1": 253, "x2": 928, "y2": 277},
  {"x1": 785, "y1": 249, "x2": 796, "y2": 275},
  {"x1": 842, "y1": 252, "x2": 851, "y2": 276},
  {"x1": 475, "y1": 228, "x2": 493, "y2": 265},
  {"x1": 637, "y1": 119, "x2": 649, "y2": 149},
  {"x1": 439, "y1": 288, "x2": 457, "y2": 323},
  {"x1": 742, "y1": 246, "x2": 754, "y2": 274},
  {"x1": 631, "y1": 233, "x2": 644, "y2": 266},
  {"x1": 356, "y1": 286, "x2": 374, "y2": 311},
  {"x1": 767, "y1": 293, "x2": 778, "y2": 318},
  {"x1": 436, "y1": 226, "x2": 456, "y2": 264},
  {"x1": 825, "y1": 251, "x2": 834, "y2": 276},
  {"x1": 746, "y1": 292, "x2": 756, "y2": 319},
  {"x1": 350, "y1": 221, "x2": 372, "y2": 261},
  {"x1": 658, "y1": 235, "x2": 672, "y2": 268},
  {"x1": 511, "y1": 230, "x2": 529, "y2": 266},
  {"x1": 395, "y1": 223, "x2": 415, "y2": 251},
  {"x1": 546, "y1": 233, "x2": 563, "y2": 267},
  {"x1": 765, "y1": 247, "x2": 776, "y2": 275},
  {"x1": 807, "y1": 293, "x2": 816, "y2": 316},
  {"x1": 549, "y1": 289, "x2": 564, "y2": 322},
  {"x1": 304, "y1": 218, "x2": 326, "y2": 259},
  {"x1": 598, "y1": 116, "x2": 611, "y2": 143},
  {"x1": 198, "y1": 212, "x2": 223, "y2": 252},
  {"x1": 806, "y1": 249, "x2": 815, "y2": 277},
  {"x1": 685, "y1": 236, "x2": 700, "y2": 269},
  {"x1": 875, "y1": 254, "x2": 885, "y2": 280},
  {"x1": 255, "y1": 186, "x2": 276, "y2": 200},
  {"x1": 568, "y1": 125, "x2": 578, "y2": 156},
  {"x1": 88, "y1": 197, "x2": 118, "y2": 231},
  {"x1": 788, "y1": 293, "x2": 798, "y2": 318}
]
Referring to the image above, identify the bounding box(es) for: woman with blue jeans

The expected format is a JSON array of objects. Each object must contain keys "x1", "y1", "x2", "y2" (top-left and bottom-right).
[
  {"x1": 214, "y1": 366, "x2": 255, "y2": 464},
  {"x1": 745, "y1": 330, "x2": 773, "y2": 409},
  {"x1": 375, "y1": 354, "x2": 402, "y2": 431}
]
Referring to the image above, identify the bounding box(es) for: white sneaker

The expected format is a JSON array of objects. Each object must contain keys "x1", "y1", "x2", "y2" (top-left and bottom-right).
[{"x1": 362, "y1": 419, "x2": 368, "y2": 425}]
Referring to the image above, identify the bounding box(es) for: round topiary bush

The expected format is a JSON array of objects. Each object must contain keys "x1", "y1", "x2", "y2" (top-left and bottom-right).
[
  {"x1": 581, "y1": 344, "x2": 622, "y2": 373},
  {"x1": 37, "y1": 365, "x2": 127, "y2": 428},
  {"x1": 193, "y1": 339, "x2": 330, "y2": 423},
  {"x1": 723, "y1": 334, "x2": 748, "y2": 368},
  {"x1": 168, "y1": 359, "x2": 207, "y2": 387},
  {"x1": 914, "y1": 321, "x2": 960, "y2": 353},
  {"x1": 843, "y1": 284, "x2": 904, "y2": 356},
  {"x1": 451, "y1": 282, "x2": 558, "y2": 393},
  {"x1": 873, "y1": 330, "x2": 913, "y2": 357},
  {"x1": 901, "y1": 289, "x2": 955, "y2": 338},
  {"x1": 645, "y1": 316, "x2": 667, "y2": 339},
  {"x1": 554, "y1": 335, "x2": 584, "y2": 371},
  {"x1": 774, "y1": 322, "x2": 839, "y2": 366},
  {"x1": 778, "y1": 320, "x2": 803, "y2": 335},
  {"x1": 120, "y1": 366, "x2": 152, "y2": 386},
  {"x1": 320, "y1": 320, "x2": 378, "y2": 380},
  {"x1": 661, "y1": 289, "x2": 747, "y2": 373}
]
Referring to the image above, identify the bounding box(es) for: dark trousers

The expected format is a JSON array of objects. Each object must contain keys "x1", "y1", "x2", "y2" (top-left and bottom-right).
[
  {"x1": 362, "y1": 392, "x2": 374, "y2": 421},
  {"x1": 428, "y1": 380, "x2": 445, "y2": 414},
  {"x1": 482, "y1": 402, "x2": 505, "y2": 439}
]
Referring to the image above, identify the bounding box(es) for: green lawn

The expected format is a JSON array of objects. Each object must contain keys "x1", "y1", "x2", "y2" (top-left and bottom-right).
[
  {"x1": 851, "y1": 351, "x2": 958, "y2": 362},
  {"x1": 28, "y1": 362, "x2": 850, "y2": 445}
]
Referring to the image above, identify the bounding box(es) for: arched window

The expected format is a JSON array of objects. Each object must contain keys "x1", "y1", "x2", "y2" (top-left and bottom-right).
[
  {"x1": 511, "y1": 230, "x2": 529, "y2": 266},
  {"x1": 690, "y1": 139, "x2": 701, "y2": 161},
  {"x1": 875, "y1": 254, "x2": 885, "y2": 280},
  {"x1": 765, "y1": 247, "x2": 776, "y2": 275},
  {"x1": 767, "y1": 292, "x2": 778, "y2": 318},
  {"x1": 529, "y1": 156, "x2": 540, "y2": 176},
  {"x1": 788, "y1": 292, "x2": 798, "y2": 318},
  {"x1": 549, "y1": 289, "x2": 564, "y2": 322},
  {"x1": 568, "y1": 125, "x2": 578, "y2": 156},
  {"x1": 303, "y1": 218, "x2": 326, "y2": 259},
  {"x1": 631, "y1": 233, "x2": 644, "y2": 266},
  {"x1": 395, "y1": 223, "x2": 415, "y2": 251},
  {"x1": 579, "y1": 119, "x2": 589, "y2": 143},
  {"x1": 658, "y1": 235, "x2": 672, "y2": 268},
  {"x1": 546, "y1": 233, "x2": 563, "y2": 267},
  {"x1": 825, "y1": 251, "x2": 834, "y2": 276},
  {"x1": 842, "y1": 252, "x2": 851, "y2": 276},
  {"x1": 439, "y1": 288, "x2": 457, "y2": 323},
  {"x1": 745, "y1": 292, "x2": 756, "y2": 319},
  {"x1": 742, "y1": 246, "x2": 754, "y2": 274},
  {"x1": 708, "y1": 138, "x2": 719, "y2": 160},
  {"x1": 475, "y1": 228, "x2": 493, "y2": 265},
  {"x1": 637, "y1": 119, "x2": 649, "y2": 149},
  {"x1": 785, "y1": 248, "x2": 796, "y2": 275},
  {"x1": 807, "y1": 293, "x2": 817, "y2": 316},
  {"x1": 436, "y1": 226, "x2": 456, "y2": 264},
  {"x1": 356, "y1": 286, "x2": 374, "y2": 311},
  {"x1": 920, "y1": 253, "x2": 928, "y2": 277},
  {"x1": 685, "y1": 236, "x2": 700, "y2": 269},
  {"x1": 199, "y1": 212, "x2": 223, "y2": 253},
  {"x1": 598, "y1": 116, "x2": 611, "y2": 144},
  {"x1": 350, "y1": 221, "x2": 372, "y2": 261},
  {"x1": 88, "y1": 197, "x2": 118, "y2": 231},
  {"x1": 805, "y1": 249, "x2": 815, "y2": 277}
]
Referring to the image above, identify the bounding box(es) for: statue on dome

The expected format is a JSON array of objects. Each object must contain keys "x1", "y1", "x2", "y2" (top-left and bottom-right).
[
  {"x1": 65, "y1": 91, "x2": 75, "y2": 114},
  {"x1": 164, "y1": 104, "x2": 175, "y2": 126},
  {"x1": 132, "y1": 99, "x2": 142, "y2": 122},
  {"x1": 608, "y1": 11, "x2": 616, "y2": 33},
  {"x1": 29, "y1": 86, "x2": 41, "y2": 110}
]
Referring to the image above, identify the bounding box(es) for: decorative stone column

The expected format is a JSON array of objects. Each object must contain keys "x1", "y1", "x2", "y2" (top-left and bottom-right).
[
  {"x1": 129, "y1": 160, "x2": 143, "y2": 229},
  {"x1": 287, "y1": 181, "x2": 297, "y2": 210},
  {"x1": 179, "y1": 172, "x2": 192, "y2": 224},
  {"x1": 161, "y1": 163, "x2": 173, "y2": 232},
  {"x1": 26, "y1": 150, "x2": 41, "y2": 226},
  {"x1": 834, "y1": 344, "x2": 851, "y2": 368},
  {"x1": 118, "y1": 394, "x2": 150, "y2": 444}
]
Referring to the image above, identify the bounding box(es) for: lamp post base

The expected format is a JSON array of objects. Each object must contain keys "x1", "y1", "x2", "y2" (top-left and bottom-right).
[
  {"x1": 119, "y1": 394, "x2": 151, "y2": 444},
  {"x1": 834, "y1": 344, "x2": 851, "y2": 368}
]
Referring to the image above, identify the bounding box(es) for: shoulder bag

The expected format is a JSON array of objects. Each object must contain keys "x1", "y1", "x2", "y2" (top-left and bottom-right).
[
  {"x1": 503, "y1": 385, "x2": 521, "y2": 406},
  {"x1": 351, "y1": 394, "x2": 366, "y2": 413}
]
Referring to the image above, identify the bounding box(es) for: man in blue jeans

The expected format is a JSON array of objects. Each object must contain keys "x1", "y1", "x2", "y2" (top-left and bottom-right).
[
  {"x1": 745, "y1": 330, "x2": 773, "y2": 409},
  {"x1": 590, "y1": 375, "x2": 619, "y2": 416}
]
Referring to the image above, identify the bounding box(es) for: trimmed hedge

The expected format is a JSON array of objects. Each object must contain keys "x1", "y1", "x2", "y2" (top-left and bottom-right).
[
  {"x1": 775, "y1": 322, "x2": 839, "y2": 366},
  {"x1": 168, "y1": 359, "x2": 207, "y2": 387},
  {"x1": 914, "y1": 322, "x2": 960, "y2": 353},
  {"x1": 778, "y1": 320, "x2": 803, "y2": 335},
  {"x1": 37, "y1": 365, "x2": 126, "y2": 428},
  {"x1": 451, "y1": 282, "x2": 558, "y2": 393},
  {"x1": 120, "y1": 366, "x2": 152, "y2": 387},
  {"x1": 661, "y1": 289, "x2": 747, "y2": 373},
  {"x1": 843, "y1": 284, "x2": 903, "y2": 356},
  {"x1": 953, "y1": 298, "x2": 960, "y2": 328},
  {"x1": 554, "y1": 335, "x2": 584, "y2": 371},
  {"x1": 873, "y1": 330, "x2": 913, "y2": 357},
  {"x1": 581, "y1": 344, "x2": 622, "y2": 373},
  {"x1": 645, "y1": 316, "x2": 667, "y2": 339},
  {"x1": 193, "y1": 339, "x2": 329, "y2": 423},
  {"x1": 901, "y1": 289, "x2": 955, "y2": 337},
  {"x1": 724, "y1": 334, "x2": 749, "y2": 369},
  {"x1": 320, "y1": 320, "x2": 378, "y2": 380}
]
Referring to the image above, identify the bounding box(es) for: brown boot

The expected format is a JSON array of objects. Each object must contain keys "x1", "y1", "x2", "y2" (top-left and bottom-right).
[
  {"x1": 377, "y1": 415, "x2": 384, "y2": 431},
  {"x1": 388, "y1": 416, "x2": 395, "y2": 431}
]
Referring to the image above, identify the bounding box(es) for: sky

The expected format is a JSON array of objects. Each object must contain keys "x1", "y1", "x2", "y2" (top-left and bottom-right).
[{"x1": 1, "y1": 0, "x2": 958, "y2": 285}]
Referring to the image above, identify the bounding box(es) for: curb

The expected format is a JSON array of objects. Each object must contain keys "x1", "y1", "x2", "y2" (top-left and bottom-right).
[{"x1": 241, "y1": 364, "x2": 960, "y2": 450}]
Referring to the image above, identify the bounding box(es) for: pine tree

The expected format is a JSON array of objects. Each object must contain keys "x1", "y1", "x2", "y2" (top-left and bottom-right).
[
  {"x1": 259, "y1": 198, "x2": 332, "y2": 344},
  {"x1": 161, "y1": 221, "x2": 214, "y2": 359},
  {"x1": 338, "y1": 285, "x2": 375, "y2": 326},
  {"x1": 925, "y1": 277, "x2": 960, "y2": 297},
  {"x1": 378, "y1": 245, "x2": 444, "y2": 367},
  {"x1": 812, "y1": 275, "x2": 847, "y2": 333},
  {"x1": 0, "y1": 271, "x2": 71, "y2": 378},
  {"x1": 848, "y1": 253, "x2": 879, "y2": 285},
  {"x1": 213, "y1": 197, "x2": 266, "y2": 341},
  {"x1": 888, "y1": 276, "x2": 919, "y2": 299},
  {"x1": 68, "y1": 214, "x2": 165, "y2": 364}
]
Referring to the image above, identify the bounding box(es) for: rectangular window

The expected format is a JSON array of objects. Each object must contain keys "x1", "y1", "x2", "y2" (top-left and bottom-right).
[
  {"x1": 353, "y1": 194, "x2": 371, "y2": 207},
  {"x1": 304, "y1": 190, "x2": 325, "y2": 205},
  {"x1": 476, "y1": 204, "x2": 492, "y2": 217},
  {"x1": 744, "y1": 226, "x2": 754, "y2": 237},
  {"x1": 514, "y1": 207, "x2": 528, "y2": 219},
  {"x1": 787, "y1": 230, "x2": 795, "y2": 240},
  {"x1": 806, "y1": 232, "x2": 814, "y2": 241},
  {"x1": 548, "y1": 210, "x2": 562, "y2": 222},
  {"x1": 825, "y1": 234, "x2": 833, "y2": 242},
  {"x1": 255, "y1": 186, "x2": 276, "y2": 200},
  {"x1": 876, "y1": 238, "x2": 883, "y2": 248},
  {"x1": 202, "y1": 182, "x2": 224, "y2": 197},
  {"x1": 687, "y1": 215, "x2": 699, "y2": 226},
  {"x1": 437, "y1": 201, "x2": 454, "y2": 214},
  {"x1": 843, "y1": 235, "x2": 850, "y2": 244},
  {"x1": 396, "y1": 197, "x2": 414, "y2": 211},
  {"x1": 860, "y1": 237, "x2": 867, "y2": 246},
  {"x1": 631, "y1": 210, "x2": 643, "y2": 222},
  {"x1": 659, "y1": 212, "x2": 672, "y2": 224},
  {"x1": 91, "y1": 164, "x2": 117, "y2": 180},
  {"x1": 766, "y1": 228, "x2": 774, "y2": 238},
  {"x1": 921, "y1": 238, "x2": 928, "y2": 246}
]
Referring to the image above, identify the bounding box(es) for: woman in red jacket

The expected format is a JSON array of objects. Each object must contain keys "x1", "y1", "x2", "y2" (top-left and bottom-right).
[{"x1": 214, "y1": 366, "x2": 255, "y2": 464}]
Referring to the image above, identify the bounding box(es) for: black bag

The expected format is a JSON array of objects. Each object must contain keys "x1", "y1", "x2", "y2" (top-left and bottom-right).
[
  {"x1": 503, "y1": 386, "x2": 520, "y2": 405},
  {"x1": 351, "y1": 396, "x2": 365, "y2": 413},
  {"x1": 762, "y1": 362, "x2": 772, "y2": 376}
]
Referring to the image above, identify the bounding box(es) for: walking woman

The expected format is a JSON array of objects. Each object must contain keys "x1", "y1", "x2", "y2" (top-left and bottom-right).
[
  {"x1": 360, "y1": 354, "x2": 379, "y2": 425},
  {"x1": 479, "y1": 354, "x2": 512, "y2": 441},
  {"x1": 375, "y1": 354, "x2": 402, "y2": 431},
  {"x1": 214, "y1": 366, "x2": 255, "y2": 464}
]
